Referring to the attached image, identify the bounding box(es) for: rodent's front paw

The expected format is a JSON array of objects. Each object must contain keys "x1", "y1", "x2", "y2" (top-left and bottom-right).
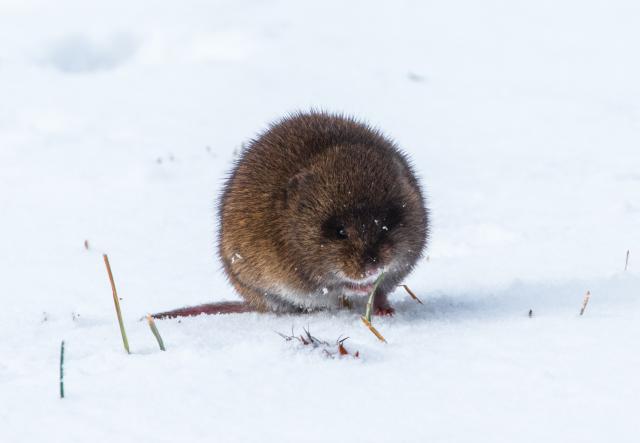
[{"x1": 374, "y1": 306, "x2": 395, "y2": 316}]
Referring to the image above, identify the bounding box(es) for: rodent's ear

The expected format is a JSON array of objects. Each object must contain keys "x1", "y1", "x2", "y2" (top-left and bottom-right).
[{"x1": 283, "y1": 170, "x2": 314, "y2": 207}]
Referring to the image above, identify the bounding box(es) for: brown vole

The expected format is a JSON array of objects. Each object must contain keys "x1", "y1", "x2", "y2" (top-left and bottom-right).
[{"x1": 216, "y1": 111, "x2": 428, "y2": 315}]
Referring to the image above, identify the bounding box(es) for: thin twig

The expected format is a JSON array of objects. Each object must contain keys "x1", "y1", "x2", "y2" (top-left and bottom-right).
[
  {"x1": 59, "y1": 340, "x2": 65, "y2": 399},
  {"x1": 275, "y1": 331, "x2": 294, "y2": 341},
  {"x1": 579, "y1": 291, "x2": 591, "y2": 316},
  {"x1": 625, "y1": 250, "x2": 630, "y2": 271},
  {"x1": 399, "y1": 284, "x2": 423, "y2": 304},
  {"x1": 103, "y1": 254, "x2": 130, "y2": 354},
  {"x1": 146, "y1": 315, "x2": 166, "y2": 351},
  {"x1": 361, "y1": 317, "x2": 387, "y2": 343},
  {"x1": 276, "y1": 327, "x2": 328, "y2": 347}
]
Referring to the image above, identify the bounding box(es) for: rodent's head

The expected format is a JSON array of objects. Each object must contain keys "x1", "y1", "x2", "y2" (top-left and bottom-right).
[{"x1": 280, "y1": 144, "x2": 427, "y2": 294}]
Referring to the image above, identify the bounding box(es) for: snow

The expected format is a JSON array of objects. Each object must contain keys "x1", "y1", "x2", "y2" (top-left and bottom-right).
[{"x1": 1, "y1": 0, "x2": 640, "y2": 442}]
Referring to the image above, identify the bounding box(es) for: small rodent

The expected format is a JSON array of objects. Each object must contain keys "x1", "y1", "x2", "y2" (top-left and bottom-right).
[{"x1": 217, "y1": 111, "x2": 429, "y2": 315}]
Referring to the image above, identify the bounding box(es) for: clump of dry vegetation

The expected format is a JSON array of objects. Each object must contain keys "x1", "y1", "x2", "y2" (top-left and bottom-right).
[{"x1": 277, "y1": 328, "x2": 359, "y2": 358}]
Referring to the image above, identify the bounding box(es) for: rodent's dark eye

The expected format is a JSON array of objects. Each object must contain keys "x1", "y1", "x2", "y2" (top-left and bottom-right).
[{"x1": 336, "y1": 226, "x2": 348, "y2": 239}]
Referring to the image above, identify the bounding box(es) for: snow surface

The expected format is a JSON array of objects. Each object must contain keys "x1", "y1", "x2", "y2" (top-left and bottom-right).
[{"x1": 1, "y1": 0, "x2": 640, "y2": 442}]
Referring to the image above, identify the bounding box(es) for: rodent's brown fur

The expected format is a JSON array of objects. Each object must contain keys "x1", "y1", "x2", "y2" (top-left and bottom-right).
[{"x1": 217, "y1": 111, "x2": 429, "y2": 314}]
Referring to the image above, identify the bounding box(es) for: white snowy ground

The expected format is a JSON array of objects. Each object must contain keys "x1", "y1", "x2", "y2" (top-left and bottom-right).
[{"x1": 1, "y1": 0, "x2": 640, "y2": 441}]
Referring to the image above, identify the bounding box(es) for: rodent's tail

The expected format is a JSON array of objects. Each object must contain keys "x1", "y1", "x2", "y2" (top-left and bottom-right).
[{"x1": 151, "y1": 301, "x2": 254, "y2": 319}]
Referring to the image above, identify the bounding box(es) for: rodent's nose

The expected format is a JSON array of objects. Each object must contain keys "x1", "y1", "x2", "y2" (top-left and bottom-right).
[{"x1": 362, "y1": 249, "x2": 383, "y2": 277}]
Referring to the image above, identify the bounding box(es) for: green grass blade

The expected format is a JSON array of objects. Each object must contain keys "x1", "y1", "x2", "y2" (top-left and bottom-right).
[
  {"x1": 146, "y1": 315, "x2": 166, "y2": 351},
  {"x1": 363, "y1": 272, "x2": 386, "y2": 323},
  {"x1": 59, "y1": 340, "x2": 65, "y2": 399},
  {"x1": 103, "y1": 254, "x2": 130, "y2": 354}
]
